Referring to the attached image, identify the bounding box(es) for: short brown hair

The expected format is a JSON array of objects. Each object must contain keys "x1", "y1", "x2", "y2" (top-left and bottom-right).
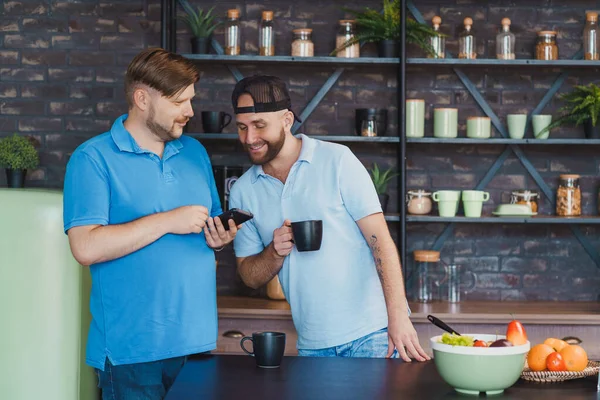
[{"x1": 124, "y1": 47, "x2": 200, "y2": 108}]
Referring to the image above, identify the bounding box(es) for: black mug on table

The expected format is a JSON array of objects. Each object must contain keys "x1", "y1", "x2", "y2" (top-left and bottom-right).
[
  {"x1": 291, "y1": 220, "x2": 323, "y2": 252},
  {"x1": 240, "y1": 331, "x2": 286, "y2": 368},
  {"x1": 201, "y1": 111, "x2": 232, "y2": 133}
]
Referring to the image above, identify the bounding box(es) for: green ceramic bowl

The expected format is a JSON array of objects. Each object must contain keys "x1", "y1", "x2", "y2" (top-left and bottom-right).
[{"x1": 431, "y1": 334, "x2": 530, "y2": 396}]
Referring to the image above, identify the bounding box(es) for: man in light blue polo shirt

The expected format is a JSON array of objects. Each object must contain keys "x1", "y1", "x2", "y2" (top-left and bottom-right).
[
  {"x1": 63, "y1": 48, "x2": 238, "y2": 399},
  {"x1": 229, "y1": 75, "x2": 430, "y2": 362}
]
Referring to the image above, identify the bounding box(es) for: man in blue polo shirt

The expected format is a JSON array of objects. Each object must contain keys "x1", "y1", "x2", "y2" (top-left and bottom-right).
[
  {"x1": 63, "y1": 48, "x2": 238, "y2": 399},
  {"x1": 229, "y1": 75, "x2": 430, "y2": 362}
]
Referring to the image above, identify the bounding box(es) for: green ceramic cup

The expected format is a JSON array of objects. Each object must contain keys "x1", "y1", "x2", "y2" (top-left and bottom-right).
[
  {"x1": 507, "y1": 114, "x2": 527, "y2": 139},
  {"x1": 406, "y1": 99, "x2": 425, "y2": 137},
  {"x1": 438, "y1": 201, "x2": 459, "y2": 217},
  {"x1": 433, "y1": 108, "x2": 458, "y2": 138},
  {"x1": 466, "y1": 117, "x2": 491, "y2": 139},
  {"x1": 532, "y1": 114, "x2": 552, "y2": 139}
]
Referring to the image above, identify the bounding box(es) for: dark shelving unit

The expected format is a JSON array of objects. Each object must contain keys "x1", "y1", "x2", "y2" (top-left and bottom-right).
[
  {"x1": 188, "y1": 133, "x2": 401, "y2": 143},
  {"x1": 406, "y1": 216, "x2": 600, "y2": 224},
  {"x1": 407, "y1": 138, "x2": 600, "y2": 145},
  {"x1": 181, "y1": 54, "x2": 400, "y2": 66},
  {"x1": 407, "y1": 58, "x2": 600, "y2": 68}
]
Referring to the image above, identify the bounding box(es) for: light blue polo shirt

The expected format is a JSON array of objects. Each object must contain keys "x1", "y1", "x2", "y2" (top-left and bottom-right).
[
  {"x1": 229, "y1": 134, "x2": 389, "y2": 349},
  {"x1": 63, "y1": 114, "x2": 222, "y2": 370}
]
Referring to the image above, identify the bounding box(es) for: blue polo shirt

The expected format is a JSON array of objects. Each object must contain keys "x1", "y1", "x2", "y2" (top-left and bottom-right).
[
  {"x1": 63, "y1": 114, "x2": 222, "y2": 370},
  {"x1": 229, "y1": 134, "x2": 390, "y2": 350}
]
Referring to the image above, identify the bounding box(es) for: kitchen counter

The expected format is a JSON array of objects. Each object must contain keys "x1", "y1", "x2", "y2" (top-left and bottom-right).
[
  {"x1": 165, "y1": 354, "x2": 600, "y2": 400},
  {"x1": 218, "y1": 296, "x2": 600, "y2": 325}
]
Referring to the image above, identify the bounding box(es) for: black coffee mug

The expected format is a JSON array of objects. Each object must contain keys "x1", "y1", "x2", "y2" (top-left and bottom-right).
[
  {"x1": 291, "y1": 220, "x2": 323, "y2": 252},
  {"x1": 201, "y1": 111, "x2": 232, "y2": 133},
  {"x1": 240, "y1": 331, "x2": 286, "y2": 368}
]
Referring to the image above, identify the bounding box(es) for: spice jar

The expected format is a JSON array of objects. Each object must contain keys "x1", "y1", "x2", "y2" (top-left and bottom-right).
[
  {"x1": 536, "y1": 31, "x2": 558, "y2": 60},
  {"x1": 291, "y1": 28, "x2": 314, "y2": 57},
  {"x1": 336, "y1": 20, "x2": 359, "y2": 58},
  {"x1": 224, "y1": 9, "x2": 241, "y2": 55},
  {"x1": 406, "y1": 190, "x2": 433, "y2": 215},
  {"x1": 556, "y1": 174, "x2": 581, "y2": 216},
  {"x1": 510, "y1": 190, "x2": 539, "y2": 213},
  {"x1": 259, "y1": 11, "x2": 275, "y2": 56}
]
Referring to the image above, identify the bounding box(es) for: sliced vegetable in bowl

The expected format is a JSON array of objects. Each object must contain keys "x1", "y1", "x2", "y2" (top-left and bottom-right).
[{"x1": 439, "y1": 332, "x2": 475, "y2": 347}]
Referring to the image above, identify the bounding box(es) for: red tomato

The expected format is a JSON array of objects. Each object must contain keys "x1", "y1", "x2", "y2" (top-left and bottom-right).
[
  {"x1": 506, "y1": 318, "x2": 528, "y2": 346},
  {"x1": 474, "y1": 340, "x2": 488, "y2": 347},
  {"x1": 546, "y1": 351, "x2": 567, "y2": 371}
]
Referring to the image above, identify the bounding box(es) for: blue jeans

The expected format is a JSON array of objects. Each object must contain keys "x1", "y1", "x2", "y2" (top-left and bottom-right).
[
  {"x1": 96, "y1": 357, "x2": 186, "y2": 400},
  {"x1": 297, "y1": 328, "x2": 398, "y2": 358}
]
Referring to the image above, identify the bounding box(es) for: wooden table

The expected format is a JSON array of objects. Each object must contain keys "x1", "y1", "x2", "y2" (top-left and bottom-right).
[{"x1": 165, "y1": 354, "x2": 599, "y2": 400}]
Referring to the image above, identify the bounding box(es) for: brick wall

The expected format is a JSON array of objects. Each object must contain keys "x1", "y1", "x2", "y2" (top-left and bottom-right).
[{"x1": 1, "y1": 0, "x2": 599, "y2": 301}]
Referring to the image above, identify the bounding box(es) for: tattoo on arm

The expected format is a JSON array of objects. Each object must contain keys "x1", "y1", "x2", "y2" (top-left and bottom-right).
[{"x1": 370, "y1": 234, "x2": 385, "y2": 284}]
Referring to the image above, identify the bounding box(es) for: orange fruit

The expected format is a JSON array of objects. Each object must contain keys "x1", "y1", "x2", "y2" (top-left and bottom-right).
[
  {"x1": 527, "y1": 344, "x2": 554, "y2": 371},
  {"x1": 546, "y1": 352, "x2": 567, "y2": 371},
  {"x1": 543, "y1": 338, "x2": 569, "y2": 352},
  {"x1": 559, "y1": 345, "x2": 588, "y2": 372}
]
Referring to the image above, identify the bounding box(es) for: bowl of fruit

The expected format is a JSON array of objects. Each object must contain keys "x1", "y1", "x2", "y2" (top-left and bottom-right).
[
  {"x1": 521, "y1": 337, "x2": 598, "y2": 383},
  {"x1": 429, "y1": 318, "x2": 530, "y2": 396}
]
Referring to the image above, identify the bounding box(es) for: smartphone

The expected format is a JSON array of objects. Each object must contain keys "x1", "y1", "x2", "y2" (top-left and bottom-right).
[{"x1": 216, "y1": 208, "x2": 254, "y2": 230}]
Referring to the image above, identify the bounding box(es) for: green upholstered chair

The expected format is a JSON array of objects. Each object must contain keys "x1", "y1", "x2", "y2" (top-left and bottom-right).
[{"x1": 0, "y1": 188, "x2": 98, "y2": 400}]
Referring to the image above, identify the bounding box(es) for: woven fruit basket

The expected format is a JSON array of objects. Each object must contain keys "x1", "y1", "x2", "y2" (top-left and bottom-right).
[{"x1": 521, "y1": 360, "x2": 600, "y2": 383}]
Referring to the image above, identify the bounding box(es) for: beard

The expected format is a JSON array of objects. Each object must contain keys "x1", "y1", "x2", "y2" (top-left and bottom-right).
[
  {"x1": 244, "y1": 127, "x2": 286, "y2": 165},
  {"x1": 146, "y1": 103, "x2": 188, "y2": 142}
]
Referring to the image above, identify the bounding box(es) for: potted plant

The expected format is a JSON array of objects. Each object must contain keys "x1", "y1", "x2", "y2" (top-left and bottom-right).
[
  {"x1": 330, "y1": 0, "x2": 439, "y2": 58},
  {"x1": 0, "y1": 134, "x2": 39, "y2": 188},
  {"x1": 178, "y1": 1, "x2": 221, "y2": 54},
  {"x1": 540, "y1": 82, "x2": 600, "y2": 139},
  {"x1": 369, "y1": 163, "x2": 398, "y2": 213}
]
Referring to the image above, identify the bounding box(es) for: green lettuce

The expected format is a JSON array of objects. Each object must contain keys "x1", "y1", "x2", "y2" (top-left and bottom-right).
[{"x1": 439, "y1": 332, "x2": 474, "y2": 347}]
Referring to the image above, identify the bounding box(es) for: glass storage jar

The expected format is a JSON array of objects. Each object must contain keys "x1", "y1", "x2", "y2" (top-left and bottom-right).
[
  {"x1": 259, "y1": 10, "x2": 275, "y2": 56},
  {"x1": 428, "y1": 16, "x2": 445, "y2": 59},
  {"x1": 496, "y1": 18, "x2": 515, "y2": 60},
  {"x1": 413, "y1": 250, "x2": 441, "y2": 303},
  {"x1": 584, "y1": 11, "x2": 599, "y2": 60},
  {"x1": 406, "y1": 189, "x2": 433, "y2": 215},
  {"x1": 556, "y1": 174, "x2": 581, "y2": 216},
  {"x1": 291, "y1": 28, "x2": 314, "y2": 57},
  {"x1": 458, "y1": 17, "x2": 476, "y2": 59},
  {"x1": 536, "y1": 31, "x2": 558, "y2": 60},
  {"x1": 336, "y1": 20, "x2": 359, "y2": 58},
  {"x1": 510, "y1": 190, "x2": 539, "y2": 213},
  {"x1": 224, "y1": 9, "x2": 241, "y2": 55}
]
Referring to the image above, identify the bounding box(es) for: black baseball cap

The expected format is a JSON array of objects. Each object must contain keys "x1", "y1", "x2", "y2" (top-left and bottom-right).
[{"x1": 231, "y1": 75, "x2": 302, "y2": 122}]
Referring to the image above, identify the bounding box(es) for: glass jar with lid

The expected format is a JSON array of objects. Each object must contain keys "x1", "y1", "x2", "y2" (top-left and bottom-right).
[
  {"x1": 583, "y1": 11, "x2": 599, "y2": 60},
  {"x1": 510, "y1": 190, "x2": 539, "y2": 213},
  {"x1": 335, "y1": 20, "x2": 359, "y2": 58},
  {"x1": 413, "y1": 250, "x2": 440, "y2": 303},
  {"x1": 496, "y1": 18, "x2": 515, "y2": 60},
  {"x1": 536, "y1": 31, "x2": 558, "y2": 60},
  {"x1": 458, "y1": 17, "x2": 476, "y2": 59},
  {"x1": 291, "y1": 28, "x2": 314, "y2": 57},
  {"x1": 428, "y1": 16, "x2": 445, "y2": 59},
  {"x1": 224, "y1": 9, "x2": 241, "y2": 55},
  {"x1": 406, "y1": 189, "x2": 433, "y2": 215},
  {"x1": 556, "y1": 174, "x2": 581, "y2": 216},
  {"x1": 259, "y1": 10, "x2": 275, "y2": 56}
]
